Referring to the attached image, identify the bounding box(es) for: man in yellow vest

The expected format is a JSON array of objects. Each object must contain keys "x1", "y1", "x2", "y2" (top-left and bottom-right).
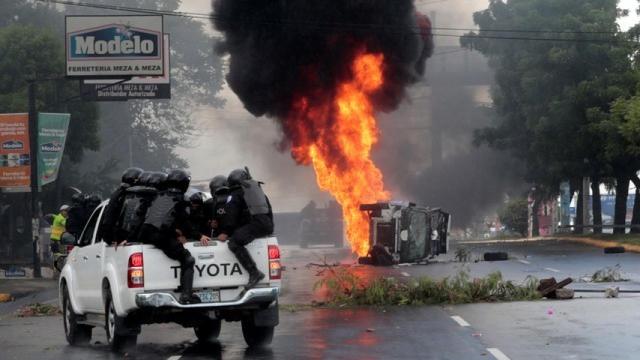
[{"x1": 51, "y1": 205, "x2": 70, "y2": 255}]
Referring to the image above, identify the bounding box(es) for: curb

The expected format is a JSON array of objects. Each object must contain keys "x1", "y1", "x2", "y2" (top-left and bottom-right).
[{"x1": 557, "y1": 237, "x2": 640, "y2": 254}]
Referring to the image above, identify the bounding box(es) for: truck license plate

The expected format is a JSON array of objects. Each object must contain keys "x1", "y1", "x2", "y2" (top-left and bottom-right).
[{"x1": 195, "y1": 289, "x2": 220, "y2": 303}]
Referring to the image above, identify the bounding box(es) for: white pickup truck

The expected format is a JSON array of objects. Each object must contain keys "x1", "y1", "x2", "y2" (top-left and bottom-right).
[{"x1": 59, "y1": 201, "x2": 282, "y2": 352}]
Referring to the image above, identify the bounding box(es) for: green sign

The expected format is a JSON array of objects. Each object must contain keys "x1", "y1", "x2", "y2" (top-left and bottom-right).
[{"x1": 38, "y1": 113, "x2": 70, "y2": 187}]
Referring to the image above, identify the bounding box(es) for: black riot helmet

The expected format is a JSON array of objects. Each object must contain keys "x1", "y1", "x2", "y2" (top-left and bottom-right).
[
  {"x1": 166, "y1": 169, "x2": 191, "y2": 192},
  {"x1": 137, "y1": 171, "x2": 153, "y2": 186},
  {"x1": 86, "y1": 194, "x2": 102, "y2": 208},
  {"x1": 227, "y1": 168, "x2": 251, "y2": 187},
  {"x1": 121, "y1": 167, "x2": 144, "y2": 186},
  {"x1": 209, "y1": 175, "x2": 228, "y2": 194},
  {"x1": 148, "y1": 172, "x2": 168, "y2": 190},
  {"x1": 71, "y1": 193, "x2": 84, "y2": 206},
  {"x1": 189, "y1": 192, "x2": 205, "y2": 205}
]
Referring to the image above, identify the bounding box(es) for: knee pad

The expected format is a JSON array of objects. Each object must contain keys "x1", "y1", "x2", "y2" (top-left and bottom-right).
[
  {"x1": 183, "y1": 253, "x2": 195, "y2": 268},
  {"x1": 227, "y1": 240, "x2": 240, "y2": 253}
]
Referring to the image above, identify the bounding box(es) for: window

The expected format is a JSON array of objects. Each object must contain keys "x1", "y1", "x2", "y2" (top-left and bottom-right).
[{"x1": 78, "y1": 207, "x2": 101, "y2": 247}]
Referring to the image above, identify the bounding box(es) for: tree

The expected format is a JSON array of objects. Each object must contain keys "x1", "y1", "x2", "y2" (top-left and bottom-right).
[
  {"x1": 498, "y1": 198, "x2": 528, "y2": 236},
  {"x1": 0, "y1": 23, "x2": 100, "y2": 258},
  {"x1": 461, "y1": 0, "x2": 637, "y2": 233},
  {"x1": 3, "y1": 1, "x2": 226, "y2": 197}
]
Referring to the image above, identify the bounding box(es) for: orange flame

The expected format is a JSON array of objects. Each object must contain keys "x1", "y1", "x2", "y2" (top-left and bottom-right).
[{"x1": 290, "y1": 52, "x2": 390, "y2": 256}]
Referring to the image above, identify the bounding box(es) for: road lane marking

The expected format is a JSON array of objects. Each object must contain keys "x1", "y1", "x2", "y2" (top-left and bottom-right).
[
  {"x1": 168, "y1": 356, "x2": 182, "y2": 360},
  {"x1": 401, "y1": 272, "x2": 410, "y2": 277},
  {"x1": 450, "y1": 315, "x2": 470, "y2": 327},
  {"x1": 545, "y1": 267, "x2": 561, "y2": 273},
  {"x1": 518, "y1": 259, "x2": 531, "y2": 265},
  {"x1": 487, "y1": 348, "x2": 511, "y2": 360}
]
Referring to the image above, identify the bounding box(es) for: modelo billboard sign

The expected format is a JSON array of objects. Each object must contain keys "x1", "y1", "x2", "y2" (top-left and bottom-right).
[{"x1": 66, "y1": 15, "x2": 164, "y2": 78}]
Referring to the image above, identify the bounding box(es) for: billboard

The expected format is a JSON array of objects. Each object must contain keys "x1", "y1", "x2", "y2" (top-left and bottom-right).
[
  {"x1": 0, "y1": 114, "x2": 30, "y2": 191},
  {"x1": 38, "y1": 113, "x2": 70, "y2": 187},
  {"x1": 80, "y1": 34, "x2": 171, "y2": 100},
  {"x1": 66, "y1": 15, "x2": 164, "y2": 78}
]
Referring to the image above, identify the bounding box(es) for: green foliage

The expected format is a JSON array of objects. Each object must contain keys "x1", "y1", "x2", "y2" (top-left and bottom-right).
[
  {"x1": 498, "y1": 197, "x2": 529, "y2": 236},
  {"x1": 462, "y1": 0, "x2": 638, "y2": 190},
  {"x1": 0, "y1": 24, "x2": 99, "y2": 162},
  {"x1": 315, "y1": 267, "x2": 541, "y2": 306}
]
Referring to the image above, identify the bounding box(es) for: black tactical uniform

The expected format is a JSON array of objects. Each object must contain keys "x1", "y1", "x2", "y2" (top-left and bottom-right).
[
  {"x1": 138, "y1": 169, "x2": 202, "y2": 304},
  {"x1": 66, "y1": 194, "x2": 87, "y2": 238},
  {"x1": 207, "y1": 175, "x2": 229, "y2": 238},
  {"x1": 189, "y1": 192, "x2": 211, "y2": 237},
  {"x1": 85, "y1": 194, "x2": 102, "y2": 218},
  {"x1": 102, "y1": 167, "x2": 143, "y2": 244},
  {"x1": 220, "y1": 168, "x2": 273, "y2": 290},
  {"x1": 116, "y1": 172, "x2": 162, "y2": 242}
]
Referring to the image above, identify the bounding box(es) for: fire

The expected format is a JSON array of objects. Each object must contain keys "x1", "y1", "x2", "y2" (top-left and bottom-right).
[{"x1": 289, "y1": 52, "x2": 390, "y2": 256}]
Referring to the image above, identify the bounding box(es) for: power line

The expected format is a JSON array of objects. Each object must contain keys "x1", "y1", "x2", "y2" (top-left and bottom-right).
[{"x1": 41, "y1": 0, "x2": 635, "y2": 44}]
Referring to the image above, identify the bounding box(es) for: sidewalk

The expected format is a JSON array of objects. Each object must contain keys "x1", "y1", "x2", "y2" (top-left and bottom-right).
[
  {"x1": 458, "y1": 235, "x2": 640, "y2": 253},
  {"x1": 0, "y1": 278, "x2": 57, "y2": 301}
]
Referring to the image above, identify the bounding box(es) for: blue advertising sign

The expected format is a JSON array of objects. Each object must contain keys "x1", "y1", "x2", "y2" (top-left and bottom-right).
[{"x1": 66, "y1": 16, "x2": 164, "y2": 78}]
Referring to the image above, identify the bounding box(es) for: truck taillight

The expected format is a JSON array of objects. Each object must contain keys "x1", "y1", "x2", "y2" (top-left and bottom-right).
[
  {"x1": 129, "y1": 252, "x2": 144, "y2": 267},
  {"x1": 268, "y1": 245, "x2": 281, "y2": 280},
  {"x1": 128, "y1": 252, "x2": 144, "y2": 288}
]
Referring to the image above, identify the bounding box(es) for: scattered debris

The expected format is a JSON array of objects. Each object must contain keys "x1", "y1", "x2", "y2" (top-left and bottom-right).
[
  {"x1": 454, "y1": 247, "x2": 471, "y2": 263},
  {"x1": 547, "y1": 308, "x2": 554, "y2": 315},
  {"x1": 472, "y1": 332, "x2": 482, "y2": 337},
  {"x1": 555, "y1": 288, "x2": 575, "y2": 300},
  {"x1": 591, "y1": 265, "x2": 628, "y2": 283},
  {"x1": 605, "y1": 287, "x2": 620, "y2": 298},
  {"x1": 17, "y1": 303, "x2": 61, "y2": 317},
  {"x1": 0, "y1": 293, "x2": 13, "y2": 303},
  {"x1": 315, "y1": 267, "x2": 541, "y2": 306},
  {"x1": 483, "y1": 252, "x2": 508, "y2": 262},
  {"x1": 366, "y1": 328, "x2": 376, "y2": 332},
  {"x1": 537, "y1": 277, "x2": 573, "y2": 299},
  {"x1": 604, "y1": 246, "x2": 625, "y2": 254}
]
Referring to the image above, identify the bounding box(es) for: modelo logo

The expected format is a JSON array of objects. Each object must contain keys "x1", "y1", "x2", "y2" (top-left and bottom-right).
[
  {"x1": 2, "y1": 141, "x2": 23, "y2": 150},
  {"x1": 69, "y1": 25, "x2": 159, "y2": 58},
  {"x1": 40, "y1": 142, "x2": 62, "y2": 153}
]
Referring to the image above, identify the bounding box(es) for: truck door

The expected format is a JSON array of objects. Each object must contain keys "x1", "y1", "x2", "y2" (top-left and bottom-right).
[{"x1": 73, "y1": 205, "x2": 105, "y2": 312}]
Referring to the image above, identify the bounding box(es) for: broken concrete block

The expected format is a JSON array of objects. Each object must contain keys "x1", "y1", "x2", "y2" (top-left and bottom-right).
[{"x1": 555, "y1": 288, "x2": 575, "y2": 300}]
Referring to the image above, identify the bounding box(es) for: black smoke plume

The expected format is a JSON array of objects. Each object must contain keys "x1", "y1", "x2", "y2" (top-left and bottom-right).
[{"x1": 212, "y1": 0, "x2": 433, "y2": 149}]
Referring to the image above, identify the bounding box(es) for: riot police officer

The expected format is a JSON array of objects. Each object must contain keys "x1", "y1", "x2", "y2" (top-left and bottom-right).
[
  {"x1": 188, "y1": 192, "x2": 210, "y2": 237},
  {"x1": 218, "y1": 168, "x2": 273, "y2": 290},
  {"x1": 207, "y1": 175, "x2": 229, "y2": 237},
  {"x1": 117, "y1": 171, "x2": 166, "y2": 244},
  {"x1": 66, "y1": 193, "x2": 87, "y2": 239},
  {"x1": 85, "y1": 194, "x2": 102, "y2": 218},
  {"x1": 138, "y1": 169, "x2": 210, "y2": 304},
  {"x1": 102, "y1": 167, "x2": 143, "y2": 244}
]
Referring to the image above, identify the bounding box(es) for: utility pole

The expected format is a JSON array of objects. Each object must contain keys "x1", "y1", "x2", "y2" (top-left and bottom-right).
[
  {"x1": 582, "y1": 177, "x2": 590, "y2": 235},
  {"x1": 28, "y1": 81, "x2": 41, "y2": 278}
]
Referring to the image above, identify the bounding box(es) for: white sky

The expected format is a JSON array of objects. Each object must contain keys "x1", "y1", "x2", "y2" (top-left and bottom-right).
[{"x1": 175, "y1": 1, "x2": 640, "y2": 212}]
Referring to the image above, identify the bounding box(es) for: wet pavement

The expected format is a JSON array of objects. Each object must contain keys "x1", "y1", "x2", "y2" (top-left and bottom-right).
[{"x1": 2, "y1": 240, "x2": 640, "y2": 359}]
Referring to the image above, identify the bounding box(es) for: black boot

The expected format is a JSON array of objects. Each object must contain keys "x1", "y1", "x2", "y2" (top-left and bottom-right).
[
  {"x1": 234, "y1": 246, "x2": 265, "y2": 290},
  {"x1": 179, "y1": 255, "x2": 200, "y2": 304}
]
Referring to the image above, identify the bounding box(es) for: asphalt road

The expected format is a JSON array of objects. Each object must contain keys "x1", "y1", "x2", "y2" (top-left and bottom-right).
[{"x1": 1, "y1": 240, "x2": 640, "y2": 359}]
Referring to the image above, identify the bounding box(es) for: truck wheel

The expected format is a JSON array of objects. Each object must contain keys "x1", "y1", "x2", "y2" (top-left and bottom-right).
[
  {"x1": 104, "y1": 289, "x2": 137, "y2": 353},
  {"x1": 194, "y1": 319, "x2": 222, "y2": 342},
  {"x1": 62, "y1": 284, "x2": 92, "y2": 345},
  {"x1": 241, "y1": 316, "x2": 274, "y2": 348}
]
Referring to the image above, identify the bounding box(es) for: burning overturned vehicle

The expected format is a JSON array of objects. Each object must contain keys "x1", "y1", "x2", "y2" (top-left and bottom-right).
[{"x1": 358, "y1": 202, "x2": 450, "y2": 266}]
